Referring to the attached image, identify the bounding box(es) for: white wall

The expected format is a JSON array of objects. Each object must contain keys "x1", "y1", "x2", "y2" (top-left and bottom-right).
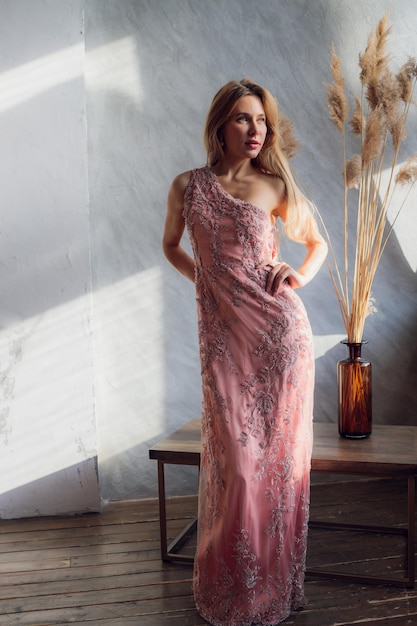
[
  {"x1": 85, "y1": 0, "x2": 417, "y2": 501},
  {"x1": 0, "y1": 0, "x2": 99, "y2": 517},
  {"x1": 0, "y1": 0, "x2": 416, "y2": 516}
]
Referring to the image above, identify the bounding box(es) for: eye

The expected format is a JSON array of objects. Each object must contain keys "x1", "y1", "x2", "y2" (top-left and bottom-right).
[{"x1": 237, "y1": 114, "x2": 249, "y2": 122}]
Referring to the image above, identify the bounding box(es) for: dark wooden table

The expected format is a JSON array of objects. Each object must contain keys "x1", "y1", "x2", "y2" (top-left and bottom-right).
[{"x1": 149, "y1": 419, "x2": 417, "y2": 587}]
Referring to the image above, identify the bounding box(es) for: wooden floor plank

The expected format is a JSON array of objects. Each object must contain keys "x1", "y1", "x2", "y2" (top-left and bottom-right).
[
  {"x1": 0, "y1": 478, "x2": 416, "y2": 625},
  {"x1": 0, "y1": 559, "x2": 183, "y2": 586}
]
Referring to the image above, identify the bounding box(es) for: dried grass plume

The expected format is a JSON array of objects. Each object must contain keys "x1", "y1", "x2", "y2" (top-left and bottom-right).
[
  {"x1": 277, "y1": 113, "x2": 300, "y2": 159},
  {"x1": 322, "y1": 14, "x2": 417, "y2": 342}
]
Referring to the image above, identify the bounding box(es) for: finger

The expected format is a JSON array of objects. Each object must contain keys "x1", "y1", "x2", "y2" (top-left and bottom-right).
[
  {"x1": 272, "y1": 273, "x2": 285, "y2": 294},
  {"x1": 271, "y1": 266, "x2": 291, "y2": 294},
  {"x1": 266, "y1": 269, "x2": 276, "y2": 293},
  {"x1": 266, "y1": 265, "x2": 281, "y2": 293},
  {"x1": 269, "y1": 270, "x2": 284, "y2": 294}
]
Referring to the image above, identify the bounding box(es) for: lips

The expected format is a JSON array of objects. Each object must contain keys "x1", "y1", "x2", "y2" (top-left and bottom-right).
[{"x1": 246, "y1": 141, "x2": 260, "y2": 148}]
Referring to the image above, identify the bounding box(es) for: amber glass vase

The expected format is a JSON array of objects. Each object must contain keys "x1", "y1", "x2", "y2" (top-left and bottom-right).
[{"x1": 337, "y1": 340, "x2": 372, "y2": 438}]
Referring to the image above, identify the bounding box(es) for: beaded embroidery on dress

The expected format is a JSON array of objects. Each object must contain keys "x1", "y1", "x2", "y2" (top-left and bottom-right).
[{"x1": 183, "y1": 167, "x2": 314, "y2": 626}]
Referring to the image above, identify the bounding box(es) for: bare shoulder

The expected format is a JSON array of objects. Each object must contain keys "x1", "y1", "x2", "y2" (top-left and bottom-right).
[
  {"x1": 260, "y1": 173, "x2": 286, "y2": 218},
  {"x1": 167, "y1": 170, "x2": 193, "y2": 214},
  {"x1": 170, "y1": 169, "x2": 193, "y2": 197},
  {"x1": 263, "y1": 172, "x2": 285, "y2": 196}
]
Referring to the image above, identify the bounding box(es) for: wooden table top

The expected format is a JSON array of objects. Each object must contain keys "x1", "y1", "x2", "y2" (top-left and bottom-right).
[
  {"x1": 149, "y1": 418, "x2": 417, "y2": 476},
  {"x1": 150, "y1": 418, "x2": 202, "y2": 465}
]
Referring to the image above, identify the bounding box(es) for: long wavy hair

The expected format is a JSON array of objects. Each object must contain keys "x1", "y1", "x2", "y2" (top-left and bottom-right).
[{"x1": 203, "y1": 79, "x2": 322, "y2": 244}]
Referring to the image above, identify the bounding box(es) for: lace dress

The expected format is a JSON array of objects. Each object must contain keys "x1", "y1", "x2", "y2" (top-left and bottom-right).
[{"x1": 183, "y1": 167, "x2": 314, "y2": 626}]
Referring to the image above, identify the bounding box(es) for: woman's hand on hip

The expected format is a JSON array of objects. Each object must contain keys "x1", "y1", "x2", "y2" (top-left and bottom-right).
[{"x1": 266, "y1": 262, "x2": 307, "y2": 294}]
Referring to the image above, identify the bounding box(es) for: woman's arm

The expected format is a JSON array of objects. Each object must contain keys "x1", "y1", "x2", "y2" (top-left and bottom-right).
[
  {"x1": 267, "y1": 237, "x2": 328, "y2": 293},
  {"x1": 162, "y1": 171, "x2": 195, "y2": 283},
  {"x1": 295, "y1": 236, "x2": 328, "y2": 284},
  {"x1": 268, "y1": 185, "x2": 328, "y2": 293}
]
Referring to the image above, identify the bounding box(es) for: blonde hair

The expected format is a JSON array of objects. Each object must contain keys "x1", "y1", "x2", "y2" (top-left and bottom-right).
[{"x1": 204, "y1": 79, "x2": 322, "y2": 244}]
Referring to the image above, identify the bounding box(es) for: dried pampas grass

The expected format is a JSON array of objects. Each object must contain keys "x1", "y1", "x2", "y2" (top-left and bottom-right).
[
  {"x1": 395, "y1": 154, "x2": 417, "y2": 185},
  {"x1": 325, "y1": 44, "x2": 349, "y2": 131},
  {"x1": 345, "y1": 154, "x2": 362, "y2": 189},
  {"x1": 277, "y1": 114, "x2": 300, "y2": 160},
  {"x1": 323, "y1": 14, "x2": 417, "y2": 342},
  {"x1": 349, "y1": 97, "x2": 363, "y2": 135}
]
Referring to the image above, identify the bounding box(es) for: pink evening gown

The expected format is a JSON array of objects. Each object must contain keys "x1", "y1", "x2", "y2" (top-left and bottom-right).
[{"x1": 183, "y1": 166, "x2": 314, "y2": 626}]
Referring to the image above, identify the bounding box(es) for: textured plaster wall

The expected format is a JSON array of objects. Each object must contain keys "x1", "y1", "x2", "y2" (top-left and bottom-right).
[
  {"x1": 85, "y1": 0, "x2": 417, "y2": 501},
  {"x1": 1, "y1": 1, "x2": 416, "y2": 517},
  {"x1": 0, "y1": 1, "x2": 99, "y2": 518}
]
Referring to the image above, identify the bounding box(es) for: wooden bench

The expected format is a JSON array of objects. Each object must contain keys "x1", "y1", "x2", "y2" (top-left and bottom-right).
[{"x1": 149, "y1": 419, "x2": 417, "y2": 587}]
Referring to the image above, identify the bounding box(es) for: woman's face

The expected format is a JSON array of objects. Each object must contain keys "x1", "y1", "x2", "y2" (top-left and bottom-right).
[{"x1": 222, "y1": 95, "x2": 267, "y2": 161}]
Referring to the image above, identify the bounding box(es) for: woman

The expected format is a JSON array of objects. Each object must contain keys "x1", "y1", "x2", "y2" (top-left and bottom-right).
[{"x1": 163, "y1": 79, "x2": 327, "y2": 626}]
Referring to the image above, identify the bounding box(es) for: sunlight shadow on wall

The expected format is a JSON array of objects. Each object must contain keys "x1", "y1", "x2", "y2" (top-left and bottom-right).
[
  {"x1": 86, "y1": 36, "x2": 142, "y2": 102},
  {"x1": 0, "y1": 263, "x2": 162, "y2": 509},
  {"x1": 0, "y1": 43, "x2": 84, "y2": 113},
  {"x1": 313, "y1": 334, "x2": 346, "y2": 359},
  {"x1": 383, "y1": 164, "x2": 417, "y2": 273},
  {"x1": 93, "y1": 266, "x2": 164, "y2": 467},
  {"x1": 0, "y1": 36, "x2": 141, "y2": 114},
  {"x1": 0, "y1": 292, "x2": 96, "y2": 500}
]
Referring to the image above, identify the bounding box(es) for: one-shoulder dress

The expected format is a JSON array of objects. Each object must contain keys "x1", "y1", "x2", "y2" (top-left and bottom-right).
[{"x1": 183, "y1": 166, "x2": 314, "y2": 626}]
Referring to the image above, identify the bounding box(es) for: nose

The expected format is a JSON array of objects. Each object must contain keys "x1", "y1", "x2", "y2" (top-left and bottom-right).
[{"x1": 248, "y1": 119, "x2": 261, "y2": 135}]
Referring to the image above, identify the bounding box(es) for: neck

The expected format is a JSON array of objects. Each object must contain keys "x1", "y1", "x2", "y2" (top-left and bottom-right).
[{"x1": 212, "y1": 157, "x2": 255, "y2": 179}]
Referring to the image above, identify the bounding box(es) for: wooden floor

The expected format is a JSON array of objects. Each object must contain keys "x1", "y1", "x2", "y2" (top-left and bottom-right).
[{"x1": 0, "y1": 476, "x2": 416, "y2": 625}]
